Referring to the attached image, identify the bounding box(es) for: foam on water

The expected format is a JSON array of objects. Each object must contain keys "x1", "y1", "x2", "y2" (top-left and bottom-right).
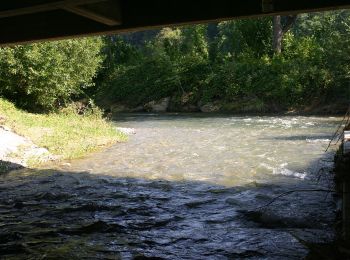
[
  {"x1": 62, "y1": 115, "x2": 340, "y2": 187},
  {"x1": 273, "y1": 163, "x2": 308, "y2": 180},
  {"x1": 306, "y1": 138, "x2": 331, "y2": 143}
]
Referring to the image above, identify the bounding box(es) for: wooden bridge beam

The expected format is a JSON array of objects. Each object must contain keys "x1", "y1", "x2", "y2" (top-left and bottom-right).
[{"x1": 0, "y1": 0, "x2": 350, "y2": 46}]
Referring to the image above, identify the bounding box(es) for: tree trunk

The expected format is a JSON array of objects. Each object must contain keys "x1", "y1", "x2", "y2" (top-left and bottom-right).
[
  {"x1": 273, "y1": 16, "x2": 283, "y2": 54},
  {"x1": 273, "y1": 15, "x2": 297, "y2": 55}
]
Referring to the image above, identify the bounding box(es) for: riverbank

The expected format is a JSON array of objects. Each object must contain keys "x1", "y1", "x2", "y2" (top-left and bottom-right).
[
  {"x1": 0, "y1": 98, "x2": 126, "y2": 173},
  {"x1": 104, "y1": 97, "x2": 349, "y2": 116},
  {"x1": 0, "y1": 114, "x2": 339, "y2": 259}
]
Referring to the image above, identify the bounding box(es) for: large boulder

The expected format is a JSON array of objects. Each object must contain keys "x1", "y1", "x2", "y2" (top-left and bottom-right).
[
  {"x1": 0, "y1": 126, "x2": 56, "y2": 169},
  {"x1": 169, "y1": 92, "x2": 200, "y2": 112},
  {"x1": 181, "y1": 104, "x2": 200, "y2": 112},
  {"x1": 130, "y1": 106, "x2": 144, "y2": 112},
  {"x1": 110, "y1": 104, "x2": 130, "y2": 113},
  {"x1": 144, "y1": 97, "x2": 170, "y2": 112},
  {"x1": 199, "y1": 102, "x2": 221, "y2": 113},
  {"x1": 110, "y1": 104, "x2": 144, "y2": 113}
]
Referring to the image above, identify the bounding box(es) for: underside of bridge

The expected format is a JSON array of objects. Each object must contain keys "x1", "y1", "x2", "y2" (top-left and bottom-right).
[{"x1": 1, "y1": 0, "x2": 350, "y2": 46}]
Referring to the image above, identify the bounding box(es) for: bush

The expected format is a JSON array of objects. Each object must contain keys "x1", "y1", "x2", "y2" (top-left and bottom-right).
[
  {"x1": 97, "y1": 56, "x2": 180, "y2": 106},
  {"x1": 0, "y1": 38, "x2": 103, "y2": 112}
]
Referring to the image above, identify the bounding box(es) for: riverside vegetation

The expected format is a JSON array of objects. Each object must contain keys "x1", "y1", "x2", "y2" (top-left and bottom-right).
[
  {"x1": 0, "y1": 39, "x2": 126, "y2": 169},
  {"x1": 0, "y1": 99, "x2": 126, "y2": 162},
  {"x1": 95, "y1": 10, "x2": 350, "y2": 113},
  {"x1": 0, "y1": 10, "x2": 350, "y2": 167},
  {"x1": 1, "y1": 10, "x2": 350, "y2": 115},
  {"x1": 0, "y1": 11, "x2": 348, "y2": 259}
]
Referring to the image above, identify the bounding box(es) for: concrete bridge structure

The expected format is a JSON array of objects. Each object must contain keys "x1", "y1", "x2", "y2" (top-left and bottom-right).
[{"x1": 1, "y1": 0, "x2": 350, "y2": 46}]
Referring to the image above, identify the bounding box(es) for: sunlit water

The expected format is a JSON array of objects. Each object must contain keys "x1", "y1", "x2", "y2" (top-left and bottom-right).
[{"x1": 0, "y1": 114, "x2": 341, "y2": 259}]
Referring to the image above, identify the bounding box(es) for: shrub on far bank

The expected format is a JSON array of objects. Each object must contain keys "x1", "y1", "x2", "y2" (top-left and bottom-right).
[{"x1": 95, "y1": 11, "x2": 350, "y2": 113}]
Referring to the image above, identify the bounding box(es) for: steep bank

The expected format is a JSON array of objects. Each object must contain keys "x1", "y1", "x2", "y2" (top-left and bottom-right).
[
  {"x1": 0, "y1": 98, "x2": 126, "y2": 173},
  {"x1": 104, "y1": 96, "x2": 349, "y2": 115}
]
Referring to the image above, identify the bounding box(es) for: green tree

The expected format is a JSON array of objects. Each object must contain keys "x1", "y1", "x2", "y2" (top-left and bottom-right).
[
  {"x1": 216, "y1": 17, "x2": 272, "y2": 60},
  {"x1": 0, "y1": 38, "x2": 103, "y2": 111}
]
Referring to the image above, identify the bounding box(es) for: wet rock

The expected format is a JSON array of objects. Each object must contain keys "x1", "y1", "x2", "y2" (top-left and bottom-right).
[
  {"x1": 199, "y1": 102, "x2": 221, "y2": 113},
  {"x1": 144, "y1": 97, "x2": 170, "y2": 112},
  {"x1": 168, "y1": 92, "x2": 200, "y2": 112},
  {"x1": 131, "y1": 106, "x2": 145, "y2": 112},
  {"x1": 110, "y1": 104, "x2": 130, "y2": 113},
  {"x1": 181, "y1": 104, "x2": 199, "y2": 112}
]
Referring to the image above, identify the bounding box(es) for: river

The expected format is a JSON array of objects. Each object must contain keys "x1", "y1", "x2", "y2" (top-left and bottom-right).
[{"x1": 0, "y1": 114, "x2": 341, "y2": 259}]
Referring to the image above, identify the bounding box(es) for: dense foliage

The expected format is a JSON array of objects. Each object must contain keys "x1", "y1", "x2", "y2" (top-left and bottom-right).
[
  {"x1": 0, "y1": 38, "x2": 103, "y2": 111},
  {"x1": 0, "y1": 10, "x2": 349, "y2": 113},
  {"x1": 96, "y1": 10, "x2": 350, "y2": 112}
]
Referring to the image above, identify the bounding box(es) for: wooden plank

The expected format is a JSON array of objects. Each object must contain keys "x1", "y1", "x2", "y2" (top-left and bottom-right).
[
  {"x1": 0, "y1": 0, "x2": 106, "y2": 18},
  {"x1": 1, "y1": 0, "x2": 350, "y2": 46},
  {"x1": 63, "y1": 0, "x2": 121, "y2": 26}
]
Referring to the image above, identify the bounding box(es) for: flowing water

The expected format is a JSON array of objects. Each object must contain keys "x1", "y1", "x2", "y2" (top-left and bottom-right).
[{"x1": 0, "y1": 114, "x2": 341, "y2": 259}]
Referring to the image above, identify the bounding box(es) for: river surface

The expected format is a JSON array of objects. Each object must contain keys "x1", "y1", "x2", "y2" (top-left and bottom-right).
[{"x1": 0, "y1": 114, "x2": 341, "y2": 259}]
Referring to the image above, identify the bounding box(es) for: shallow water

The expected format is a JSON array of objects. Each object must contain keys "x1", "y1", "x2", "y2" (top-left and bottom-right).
[{"x1": 0, "y1": 114, "x2": 341, "y2": 259}]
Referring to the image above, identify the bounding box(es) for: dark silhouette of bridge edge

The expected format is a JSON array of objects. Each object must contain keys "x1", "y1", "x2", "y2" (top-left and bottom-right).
[{"x1": 1, "y1": 0, "x2": 350, "y2": 46}]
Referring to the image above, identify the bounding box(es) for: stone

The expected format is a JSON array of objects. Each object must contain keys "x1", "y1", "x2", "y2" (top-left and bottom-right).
[
  {"x1": 144, "y1": 97, "x2": 170, "y2": 112},
  {"x1": 130, "y1": 106, "x2": 144, "y2": 112},
  {"x1": 200, "y1": 102, "x2": 221, "y2": 113},
  {"x1": 181, "y1": 104, "x2": 199, "y2": 112},
  {"x1": 0, "y1": 125, "x2": 11, "y2": 131},
  {"x1": 0, "y1": 126, "x2": 56, "y2": 170},
  {"x1": 181, "y1": 92, "x2": 194, "y2": 103},
  {"x1": 110, "y1": 104, "x2": 129, "y2": 113}
]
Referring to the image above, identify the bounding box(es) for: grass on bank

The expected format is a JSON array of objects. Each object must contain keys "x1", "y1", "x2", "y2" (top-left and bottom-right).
[{"x1": 0, "y1": 98, "x2": 126, "y2": 163}]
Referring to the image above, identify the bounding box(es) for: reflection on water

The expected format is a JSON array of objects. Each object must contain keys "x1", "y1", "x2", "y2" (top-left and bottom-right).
[{"x1": 0, "y1": 115, "x2": 340, "y2": 259}]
